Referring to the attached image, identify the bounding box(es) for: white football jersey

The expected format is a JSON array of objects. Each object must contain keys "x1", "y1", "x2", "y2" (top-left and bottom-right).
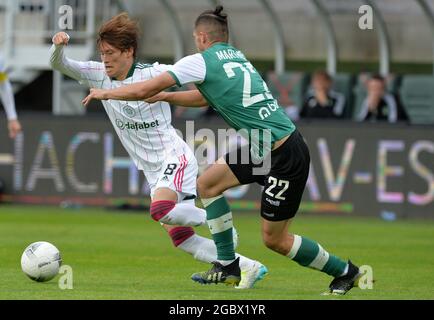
[{"x1": 49, "y1": 44, "x2": 188, "y2": 172}]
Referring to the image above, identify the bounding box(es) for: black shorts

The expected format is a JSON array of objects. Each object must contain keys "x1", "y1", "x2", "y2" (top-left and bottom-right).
[{"x1": 225, "y1": 130, "x2": 310, "y2": 221}]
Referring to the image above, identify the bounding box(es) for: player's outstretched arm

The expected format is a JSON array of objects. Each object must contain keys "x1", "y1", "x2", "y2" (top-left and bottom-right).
[
  {"x1": 49, "y1": 32, "x2": 79, "y2": 81},
  {"x1": 0, "y1": 73, "x2": 21, "y2": 139},
  {"x1": 82, "y1": 72, "x2": 176, "y2": 106},
  {"x1": 0, "y1": 76, "x2": 17, "y2": 121},
  {"x1": 49, "y1": 32, "x2": 105, "y2": 87},
  {"x1": 145, "y1": 90, "x2": 208, "y2": 108}
]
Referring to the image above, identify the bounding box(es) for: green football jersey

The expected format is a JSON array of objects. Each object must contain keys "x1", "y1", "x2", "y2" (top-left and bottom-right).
[{"x1": 196, "y1": 43, "x2": 296, "y2": 158}]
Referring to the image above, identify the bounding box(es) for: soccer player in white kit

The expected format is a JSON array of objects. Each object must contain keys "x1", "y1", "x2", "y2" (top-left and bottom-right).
[
  {"x1": 49, "y1": 13, "x2": 267, "y2": 289},
  {"x1": 0, "y1": 54, "x2": 22, "y2": 139}
]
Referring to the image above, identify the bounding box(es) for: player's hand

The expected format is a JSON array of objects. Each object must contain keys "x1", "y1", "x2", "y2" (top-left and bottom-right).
[
  {"x1": 52, "y1": 32, "x2": 70, "y2": 46},
  {"x1": 8, "y1": 119, "x2": 22, "y2": 140},
  {"x1": 145, "y1": 92, "x2": 169, "y2": 104},
  {"x1": 82, "y1": 88, "x2": 108, "y2": 107}
]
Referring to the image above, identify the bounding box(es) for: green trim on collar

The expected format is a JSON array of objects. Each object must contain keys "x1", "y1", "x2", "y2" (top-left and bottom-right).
[
  {"x1": 111, "y1": 62, "x2": 136, "y2": 81},
  {"x1": 126, "y1": 62, "x2": 137, "y2": 79}
]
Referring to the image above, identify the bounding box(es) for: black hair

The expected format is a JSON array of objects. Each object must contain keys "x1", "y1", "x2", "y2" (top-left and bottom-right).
[
  {"x1": 195, "y1": 5, "x2": 229, "y2": 41},
  {"x1": 370, "y1": 73, "x2": 385, "y2": 82}
]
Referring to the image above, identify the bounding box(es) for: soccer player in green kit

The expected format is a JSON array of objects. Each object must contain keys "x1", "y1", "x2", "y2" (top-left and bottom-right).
[{"x1": 82, "y1": 6, "x2": 361, "y2": 295}]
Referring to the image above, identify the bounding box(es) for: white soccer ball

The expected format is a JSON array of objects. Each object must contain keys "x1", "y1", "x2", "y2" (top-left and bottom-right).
[{"x1": 21, "y1": 242, "x2": 62, "y2": 282}]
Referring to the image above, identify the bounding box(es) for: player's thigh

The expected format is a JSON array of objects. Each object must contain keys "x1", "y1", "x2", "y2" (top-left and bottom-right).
[
  {"x1": 261, "y1": 131, "x2": 310, "y2": 221},
  {"x1": 197, "y1": 143, "x2": 266, "y2": 198},
  {"x1": 197, "y1": 157, "x2": 241, "y2": 198},
  {"x1": 260, "y1": 173, "x2": 308, "y2": 222}
]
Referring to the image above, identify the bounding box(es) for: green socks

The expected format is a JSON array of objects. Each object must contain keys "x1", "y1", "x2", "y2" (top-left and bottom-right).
[
  {"x1": 200, "y1": 196, "x2": 348, "y2": 276},
  {"x1": 201, "y1": 195, "x2": 235, "y2": 262},
  {"x1": 288, "y1": 235, "x2": 348, "y2": 277}
]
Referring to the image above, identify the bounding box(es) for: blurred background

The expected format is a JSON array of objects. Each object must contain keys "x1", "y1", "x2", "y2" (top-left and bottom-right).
[{"x1": 0, "y1": 0, "x2": 433, "y2": 219}]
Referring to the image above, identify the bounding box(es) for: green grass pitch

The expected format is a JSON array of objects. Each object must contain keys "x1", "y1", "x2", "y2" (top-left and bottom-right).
[{"x1": 0, "y1": 205, "x2": 433, "y2": 300}]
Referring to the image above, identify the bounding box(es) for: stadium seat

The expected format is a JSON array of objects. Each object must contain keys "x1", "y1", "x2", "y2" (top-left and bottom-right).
[
  {"x1": 266, "y1": 71, "x2": 310, "y2": 111},
  {"x1": 352, "y1": 83, "x2": 368, "y2": 121},
  {"x1": 400, "y1": 75, "x2": 434, "y2": 125},
  {"x1": 332, "y1": 73, "x2": 355, "y2": 119}
]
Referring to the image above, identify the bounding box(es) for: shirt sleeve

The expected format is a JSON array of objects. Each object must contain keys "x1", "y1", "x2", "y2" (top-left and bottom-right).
[
  {"x1": 49, "y1": 44, "x2": 107, "y2": 88},
  {"x1": 331, "y1": 91, "x2": 346, "y2": 117},
  {"x1": 0, "y1": 79, "x2": 17, "y2": 120},
  {"x1": 356, "y1": 98, "x2": 369, "y2": 122},
  {"x1": 150, "y1": 62, "x2": 174, "y2": 77},
  {"x1": 167, "y1": 53, "x2": 206, "y2": 86}
]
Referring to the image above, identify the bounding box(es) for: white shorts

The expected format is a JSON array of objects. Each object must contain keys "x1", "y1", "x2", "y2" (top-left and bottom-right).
[{"x1": 145, "y1": 146, "x2": 198, "y2": 203}]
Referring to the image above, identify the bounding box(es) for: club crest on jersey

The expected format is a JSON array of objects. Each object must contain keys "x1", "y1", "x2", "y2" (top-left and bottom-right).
[{"x1": 123, "y1": 105, "x2": 136, "y2": 117}]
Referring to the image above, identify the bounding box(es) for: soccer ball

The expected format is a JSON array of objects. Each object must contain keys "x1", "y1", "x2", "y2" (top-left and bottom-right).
[{"x1": 21, "y1": 242, "x2": 62, "y2": 282}]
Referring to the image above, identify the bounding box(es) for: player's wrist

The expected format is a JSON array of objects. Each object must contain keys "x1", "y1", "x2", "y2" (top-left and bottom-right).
[
  {"x1": 161, "y1": 92, "x2": 171, "y2": 102},
  {"x1": 101, "y1": 90, "x2": 110, "y2": 100}
]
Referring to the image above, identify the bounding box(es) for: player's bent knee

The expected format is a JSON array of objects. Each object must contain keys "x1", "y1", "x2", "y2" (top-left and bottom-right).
[
  {"x1": 168, "y1": 226, "x2": 195, "y2": 247},
  {"x1": 197, "y1": 179, "x2": 224, "y2": 199},
  {"x1": 196, "y1": 178, "x2": 211, "y2": 196},
  {"x1": 150, "y1": 200, "x2": 176, "y2": 222},
  {"x1": 262, "y1": 234, "x2": 284, "y2": 252},
  {"x1": 262, "y1": 236, "x2": 277, "y2": 250}
]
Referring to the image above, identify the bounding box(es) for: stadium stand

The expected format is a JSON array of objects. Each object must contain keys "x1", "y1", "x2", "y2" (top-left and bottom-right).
[
  {"x1": 1, "y1": 0, "x2": 433, "y2": 125},
  {"x1": 332, "y1": 73, "x2": 355, "y2": 119},
  {"x1": 266, "y1": 71, "x2": 310, "y2": 119},
  {"x1": 400, "y1": 75, "x2": 434, "y2": 125}
]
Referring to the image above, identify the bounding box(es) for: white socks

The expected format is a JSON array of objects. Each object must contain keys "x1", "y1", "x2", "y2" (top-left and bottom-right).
[{"x1": 177, "y1": 233, "x2": 254, "y2": 271}]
